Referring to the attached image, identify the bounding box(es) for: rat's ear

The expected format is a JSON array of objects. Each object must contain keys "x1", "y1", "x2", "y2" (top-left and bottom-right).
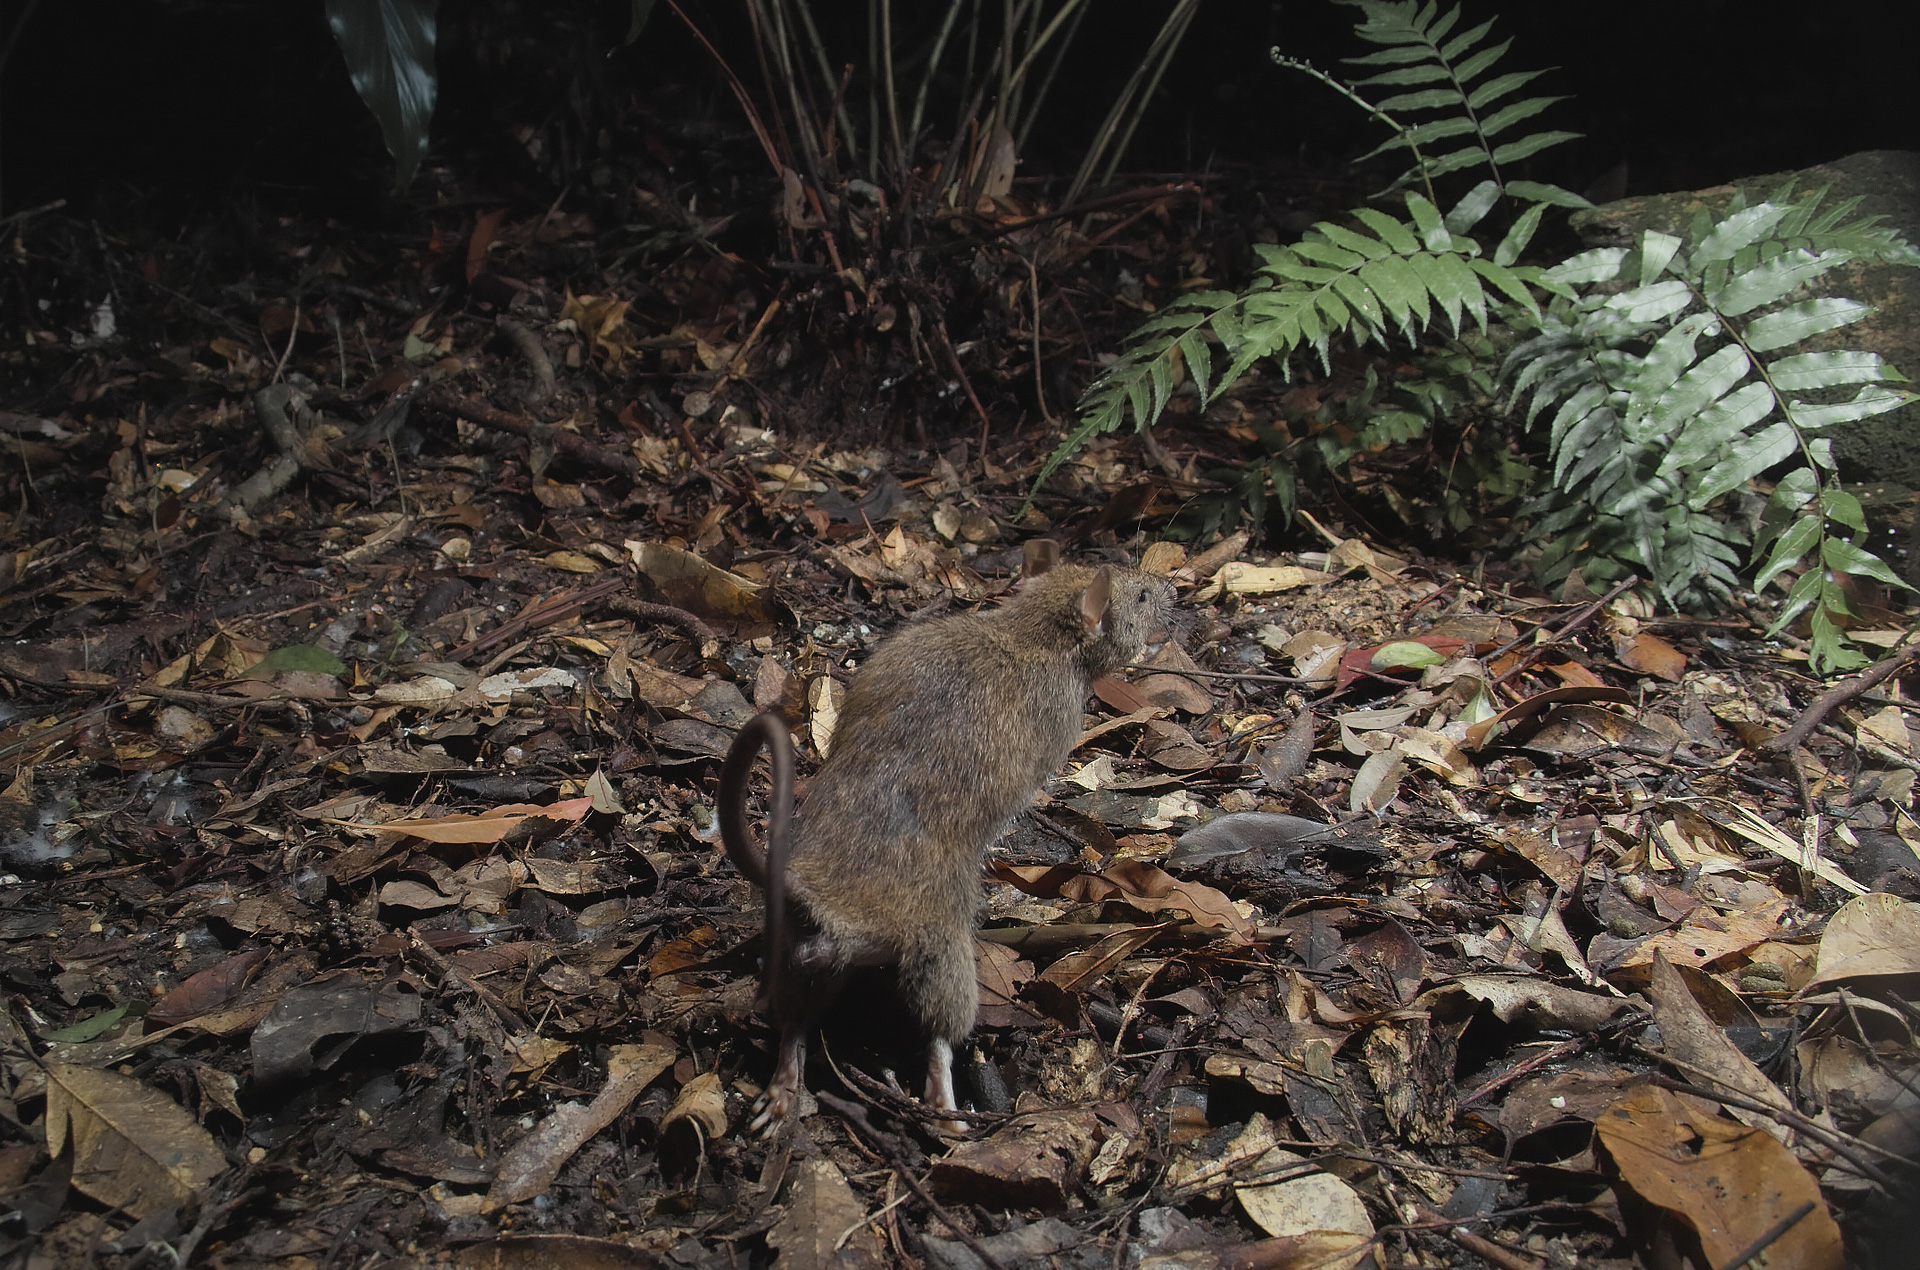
[
  {"x1": 1022, "y1": 537, "x2": 1060, "y2": 578},
  {"x1": 1079, "y1": 566, "x2": 1113, "y2": 635}
]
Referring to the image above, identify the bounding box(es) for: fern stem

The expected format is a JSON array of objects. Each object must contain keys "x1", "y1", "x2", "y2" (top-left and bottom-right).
[{"x1": 1270, "y1": 54, "x2": 1435, "y2": 206}]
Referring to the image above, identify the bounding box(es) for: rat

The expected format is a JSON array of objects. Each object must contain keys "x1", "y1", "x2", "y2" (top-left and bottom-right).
[{"x1": 719, "y1": 552, "x2": 1173, "y2": 1132}]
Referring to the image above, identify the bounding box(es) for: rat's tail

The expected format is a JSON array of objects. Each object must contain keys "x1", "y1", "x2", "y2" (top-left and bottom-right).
[{"x1": 719, "y1": 713, "x2": 795, "y2": 997}]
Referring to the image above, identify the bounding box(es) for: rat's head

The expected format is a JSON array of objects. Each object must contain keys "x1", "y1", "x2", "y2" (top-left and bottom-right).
[{"x1": 1071, "y1": 565, "x2": 1176, "y2": 678}]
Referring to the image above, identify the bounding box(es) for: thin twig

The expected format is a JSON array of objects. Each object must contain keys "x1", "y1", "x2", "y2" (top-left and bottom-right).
[
  {"x1": 1488, "y1": 573, "x2": 1641, "y2": 687},
  {"x1": 1767, "y1": 639, "x2": 1920, "y2": 754},
  {"x1": 813, "y1": 1090, "x2": 1009, "y2": 1270},
  {"x1": 1713, "y1": 1200, "x2": 1816, "y2": 1270}
]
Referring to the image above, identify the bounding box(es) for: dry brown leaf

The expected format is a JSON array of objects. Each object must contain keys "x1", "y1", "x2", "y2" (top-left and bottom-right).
[
  {"x1": 1802, "y1": 892, "x2": 1920, "y2": 990},
  {"x1": 484, "y1": 1036, "x2": 676, "y2": 1210},
  {"x1": 1596, "y1": 1084, "x2": 1841, "y2": 1270},
  {"x1": 767, "y1": 1158, "x2": 886, "y2": 1269},
  {"x1": 352, "y1": 798, "x2": 594, "y2": 845},
  {"x1": 1648, "y1": 952, "x2": 1793, "y2": 1140},
  {"x1": 44, "y1": 1062, "x2": 227, "y2": 1220}
]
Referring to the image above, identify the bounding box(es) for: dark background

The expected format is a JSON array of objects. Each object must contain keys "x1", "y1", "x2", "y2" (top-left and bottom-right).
[{"x1": 2, "y1": 0, "x2": 1912, "y2": 224}]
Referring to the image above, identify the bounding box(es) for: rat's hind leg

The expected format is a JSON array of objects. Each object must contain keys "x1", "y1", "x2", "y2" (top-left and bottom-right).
[
  {"x1": 752, "y1": 939, "x2": 848, "y2": 1135},
  {"x1": 897, "y1": 933, "x2": 978, "y2": 1126}
]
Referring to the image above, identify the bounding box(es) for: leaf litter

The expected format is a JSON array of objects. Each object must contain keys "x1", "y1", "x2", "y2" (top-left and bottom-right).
[{"x1": 1, "y1": 167, "x2": 1919, "y2": 1270}]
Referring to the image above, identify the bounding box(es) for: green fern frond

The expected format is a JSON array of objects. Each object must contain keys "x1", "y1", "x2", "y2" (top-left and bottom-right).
[
  {"x1": 1504, "y1": 188, "x2": 1920, "y2": 664},
  {"x1": 1339, "y1": 0, "x2": 1582, "y2": 201}
]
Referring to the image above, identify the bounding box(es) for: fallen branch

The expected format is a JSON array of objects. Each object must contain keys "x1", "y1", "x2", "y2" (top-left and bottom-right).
[
  {"x1": 1765, "y1": 639, "x2": 1920, "y2": 754},
  {"x1": 425, "y1": 389, "x2": 638, "y2": 477}
]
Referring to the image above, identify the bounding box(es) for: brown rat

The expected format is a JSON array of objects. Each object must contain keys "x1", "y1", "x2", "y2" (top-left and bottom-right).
[{"x1": 720, "y1": 556, "x2": 1173, "y2": 1132}]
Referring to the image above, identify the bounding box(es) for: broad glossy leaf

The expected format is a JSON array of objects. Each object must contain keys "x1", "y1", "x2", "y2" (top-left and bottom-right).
[
  {"x1": 1350, "y1": 208, "x2": 1422, "y2": 255},
  {"x1": 1627, "y1": 312, "x2": 1718, "y2": 407},
  {"x1": 1823, "y1": 537, "x2": 1907, "y2": 588},
  {"x1": 1445, "y1": 180, "x2": 1501, "y2": 234},
  {"x1": 1692, "y1": 203, "x2": 1791, "y2": 264},
  {"x1": 1489, "y1": 130, "x2": 1580, "y2": 165},
  {"x1": 1506, "y1": 180, "x2": 1591, "y2": 209},
  {"x1": 1602, "y1": 280, "x2": 1693, "y2": 323},
  {"x1": 1689, "y1": 421, "x2": 1796, "y2": 506},
  {"x1": 1404, "y1": 193, "x2": 1450, "y2": 251},
  {"x1": 1660, "y1": 382, "x2": 1772, "y2": 473},
  {"x1": 1741, "y1": 297, "x2": 1873, "y2": 351},
  {"x1": 1710, "y1": 248, "x2": 1851, "y2": 316},
  {"x1": 1786, "y1": 385, "x2": 1915, "y2": 429},
  {"x1": 1753, "y1": 513, "x2": 1820, "y2": 592},
  {"x1": 1316, "y1": 223, "x2": 1391, "y2": 261},
  {"x1": 1765, "y1": 350, "x2": 1890, "y2": 391},
  {"x1": 1638, "y1": 231, "x2": 1683, "y2": 286},
  {"x1": 1547, "y1": 248, "x2": 1628, "y2": 286},
  {"x1": 1477, "y1": 96, "x2": 1570, "y2": 140},
  {"x1": 1647, "y1": 344, "x2": 1750, "y2": 429},
  {"x1": 1821, "y1": 488, "x2": 1866, "y2": 532},
  {"x1": 326, "y1": 0, "x2": 439, "y2": 190}
]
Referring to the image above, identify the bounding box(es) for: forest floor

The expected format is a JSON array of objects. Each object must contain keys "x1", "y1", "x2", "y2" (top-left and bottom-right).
[{"x1": 2, "y1": 103, "x2": 1919, "y2": 1270}]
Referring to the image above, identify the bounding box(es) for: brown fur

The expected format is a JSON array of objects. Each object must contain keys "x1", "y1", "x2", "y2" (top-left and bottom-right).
[{"x1": 721, "y1": 561, "x2": 1173, "y2": 1131}]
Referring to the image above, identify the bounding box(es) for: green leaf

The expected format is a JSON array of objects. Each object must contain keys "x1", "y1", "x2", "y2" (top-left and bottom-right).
[
  {"x1": 1741, "y1": 297, "x2": 1874, "y2": 352},
  {"x1": 1177, "y1": 331, "x2": 1214, "y2": 401},
  {"x1": 1489, "y1": 129, "x2": 1581, "y2": 165},
  {"x1": 325, "y1": 0, "x2": 440, "y2": 191},
  {"x1": 1316, "y1": 223, "x2": 1392, "y2": 261},
  {"x1": 254, "y1": 644, "x2": 349, "y2": 676},
  {"x1": 1785, "y1": 385, "x2": 1915, "y2": 429},
  {"x1": 1493, "y1": 202, "x2": 1547, "y2": 268},
  {"x1": 1404, "y1": 193, "x2": 1451, "y2": 251},
  {"x1": 1467, "y1": 68, "x2": 1550, "y2": 111},
  {"x1": 1602, "y1": 280, "x2": 1693, "y2": 323},
  {"x1": 1445, "y1": 180, "x2": 1502, "y2": 234},
  {"x1": 1477, "y1": 96, "x2": 1570, "y2": 140},
  {"x1": 1439, "y1": 19, "x2": 1501, "y2": 62},
  {"x1": 1359, "y1": 256, "x2": 1428, "y2": 332},
  {"x1": 1449, "y1": 37, "x2": 1512, "y2": 85},
  {"x1": 1637, "y1": 231, "x2": 1684, "y2": 286},
  {"x1": 1765, "y1": 350, "x2": 1892, "y2": 391},
  {"x1": 1823, "y1": 537, "x2": 1908, "y2": 589},
  {"x1": 1329, "y1": 272, "x2": 1387, "y2": 329},
  {"x1": 1505, "y1": 180, "x2": 1592, "y2": 209},
  {"x1": 1692, "y1": 203, "x2": 1792, "y2": 264},
  {"x1": 1753, "y1": 513, "x2": 1820, "y2": 592},
  {"x1": 41, "y1": 1005, "x2": 129, "y2": 1044},
  {"x1": 1468, "y1": 256, "x2": 1539, "y2": 316},
  {"x1": 1689, "y1": 420, "x2": 1797, "y2": 506},
  {"x1": 1661, "y1": 382, "x2": 1773, "y2": 473},
  {"x1": 1821, "y1": 488, "x2": 1867, "y2": 532},
  {"x1": 1350, "y1": 208, "x2": 1422, "y2": 255},
  {"x1": 1373, "y1": 640, "x2": 1450, "y2": 672},
  {"x1": 1547, "y1": 248, "x2": 1628, "y2": 286},
  {"x1": 1377, "y1": 88, "x2": 1471, "y2": 112},
  {"x1": 1648, "y1": 344, "x2": 1750, "y2": 430},
  {"x1": 1711, "y1": 249, "x2": 1853, "y2": 317}
]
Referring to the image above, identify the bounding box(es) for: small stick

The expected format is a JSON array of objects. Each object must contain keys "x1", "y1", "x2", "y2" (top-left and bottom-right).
[
  {"x1": 445, "y1": 575, "x2": 631, "y2": 661},
  {"x1": 932, "y1": 316, "x2": 992, "y2": 463},
  {"x1": 1489, "y1": 573, "x2": 1640, "y2": 687},
  {"x1": 1713, "y1": 1200, "x2": 1816, "y2": 1270},
  {"x1": 1766, "y1": 640, "x2": 1920, "y2": 754},
  {"x1": 269, "y1": 301, "x2": 301, "y2": 384},
  {"x1": 813, "y1": 1090, "x2": 1009, "y2": 1270}
]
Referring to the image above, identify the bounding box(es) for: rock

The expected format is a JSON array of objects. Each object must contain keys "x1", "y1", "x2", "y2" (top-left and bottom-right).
[{"x1": 1570, "y1": 150, "x2": 1920, "y2": 487}]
